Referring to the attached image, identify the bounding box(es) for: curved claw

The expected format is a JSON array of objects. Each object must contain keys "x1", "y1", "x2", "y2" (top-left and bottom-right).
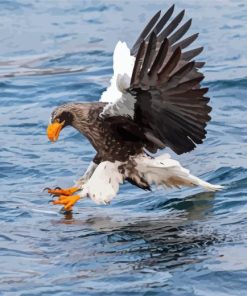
[
  {"x1": 60, "y1": 207, "x2": 72, "y2": 214},
  {"x1": 54, "y1": 186, "x2": 62, "y2": 190},
  {"x1": 43, "y1": 187, "x2": 51, "y2": 192},
  {"x1": 46, "y1": 187, "x2": 80, "y2": 197}
]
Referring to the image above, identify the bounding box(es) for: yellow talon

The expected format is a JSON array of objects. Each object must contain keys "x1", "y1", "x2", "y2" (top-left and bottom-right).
[
  {"x1": 53, "y1": 195, "x2": 81, "y2": 211},
  {"x1": 47, "y1": 187, "x2": 79, "y2": 196}
]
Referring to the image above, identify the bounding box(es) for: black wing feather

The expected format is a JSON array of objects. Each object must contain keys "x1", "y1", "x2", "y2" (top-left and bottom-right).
[
  {"x1": 151, "y1": 4, "x2": 175, "y2": 35},
  {"x1": 158, "y1": 47, "x2": 181, "y2": 79},
  {"x1": 139, "y1": 32, "x2": 157, "y2": 81},
  {"x1": 168, "y1": 19, "x2": 192, "y2": 45},
  {"x1": 131, "y1": 10, "x2": 161, "y2": 56},
  {"x1": 182, "y1": 47, "x2": 203, "y2": 61},
  {"x1": 172, "y1": 33, "x2": 199, "y2": 50},
  {"x1": 131, "y1": 5, "x2": 175, "y2": 56},
  {"x1": 158, "y1": 10, "x2": 185, "y2": 40},
  {"x1": 148, "y1": 38, "x2": 169, "y2": 75}
]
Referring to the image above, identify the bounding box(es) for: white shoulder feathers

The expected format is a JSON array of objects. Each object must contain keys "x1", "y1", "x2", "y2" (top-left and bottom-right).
[{"x1": 100, "y1": 41, "x2": 136, "y2": 118}]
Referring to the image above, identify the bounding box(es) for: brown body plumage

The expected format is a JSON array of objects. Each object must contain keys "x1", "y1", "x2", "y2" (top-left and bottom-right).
[{"x1": 51, "y1": 102, "x2": 145, "y2": 163}]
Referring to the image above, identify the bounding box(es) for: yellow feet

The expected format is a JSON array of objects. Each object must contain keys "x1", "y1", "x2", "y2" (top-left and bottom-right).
[
  {"x1": 44, "y1": 186, "x2": 82, "y2": 211},
  {"x1": 45, "y1": 187, "x2": 79, "y2": 196},
  {"x1": 53, "y1": 195, "x2": 81, "y2": 211}
]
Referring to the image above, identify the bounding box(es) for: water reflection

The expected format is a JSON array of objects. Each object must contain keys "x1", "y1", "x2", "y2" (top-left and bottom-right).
[{"x1": 50, "y1": 191, "x2": 222, "y2": 273}]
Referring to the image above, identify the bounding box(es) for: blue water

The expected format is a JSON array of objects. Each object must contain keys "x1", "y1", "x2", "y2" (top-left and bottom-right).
[{"x1": 0, "y1": 0, "x2": 247, "y2": 295}]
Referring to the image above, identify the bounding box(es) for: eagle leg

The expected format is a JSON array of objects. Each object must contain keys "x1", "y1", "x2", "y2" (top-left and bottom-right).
[
  {"x1": 46, "y1": 187, "x2": 79, "y2": 196},
  {"x1": 45, "y1": 162, "x2": 98, "y2": 198},
  {"x1": 52, "y1": 194, "x2": 81, "y2": 211}
]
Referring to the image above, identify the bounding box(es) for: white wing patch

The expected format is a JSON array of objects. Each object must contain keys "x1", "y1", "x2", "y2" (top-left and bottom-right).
[
  {"x1": 100, "y1": 41, "x2": 136, "y2": 118},
  {"x1": 77, "y1": 155, "x2": 223, "y2": 206},
  {"x1": 80, "y1": 161, "x2": 124, "y2": 205},
  {"x1": 134, "y1": 154, "x2": 223, "y2": 191}
]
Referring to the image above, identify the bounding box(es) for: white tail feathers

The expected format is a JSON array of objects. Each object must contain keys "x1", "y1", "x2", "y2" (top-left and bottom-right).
[
  {"x1": 185, "y1": 174, "x2": 224, "y2": 191},
  {"x1": 135, "y1": 153, "x2": 223, "y2": 192}
]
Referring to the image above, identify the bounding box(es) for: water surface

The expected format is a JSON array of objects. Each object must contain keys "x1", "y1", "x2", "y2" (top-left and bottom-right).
[{"x1": 0, "y1": 0, "x2": 247, "y2": 295}]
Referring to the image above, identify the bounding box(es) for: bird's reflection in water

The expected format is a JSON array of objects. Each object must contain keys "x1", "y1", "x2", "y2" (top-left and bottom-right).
[
  {"x1": 153, "y1": 191, "x2": 216, "y2": 221},
  {"x1": 62, "y1": 210, "x2": 74, "y2": 222},
  {"x1": 58, "y1": 190, "x2": 216, "y2": 224},
  {"x1": 52, "y1": 191, "x2": 222, "y2": 272}
]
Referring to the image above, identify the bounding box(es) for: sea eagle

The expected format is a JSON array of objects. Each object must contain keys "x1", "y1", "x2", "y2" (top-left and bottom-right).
[{"x1": 46, "y1": 5, "x2": 222, "y2": 211}]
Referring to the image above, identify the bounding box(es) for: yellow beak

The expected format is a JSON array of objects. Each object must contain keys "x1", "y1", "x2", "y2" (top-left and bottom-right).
[{"x1": 47, "y1": 121, "x2": 65, "y2": 142}]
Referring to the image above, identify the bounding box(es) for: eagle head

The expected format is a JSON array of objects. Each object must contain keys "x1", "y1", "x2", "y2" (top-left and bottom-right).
[{"x1": 47, "y1": 105, "x2": 74, "y2": 142}]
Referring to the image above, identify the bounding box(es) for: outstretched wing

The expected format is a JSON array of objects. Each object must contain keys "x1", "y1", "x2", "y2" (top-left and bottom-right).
[{"x1": 100, "y1": 5, "x2": 211, "y2": 155}]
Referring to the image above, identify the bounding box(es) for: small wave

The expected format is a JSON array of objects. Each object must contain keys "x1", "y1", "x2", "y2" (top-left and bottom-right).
[
  {"x1": 0, "y1": 1, "x2": 32, "y2": 12},
  {"x1": 205, "y1": 77, "x2": 247, "y2": 89},
  {"x1": 0, "y1": 66, "x2": 87, "y2": 78}
]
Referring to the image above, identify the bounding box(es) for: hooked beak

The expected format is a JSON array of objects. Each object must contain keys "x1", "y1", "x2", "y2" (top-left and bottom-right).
[{"x1": 47, "y1": 121, "x2": 65, "y2": 142}]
